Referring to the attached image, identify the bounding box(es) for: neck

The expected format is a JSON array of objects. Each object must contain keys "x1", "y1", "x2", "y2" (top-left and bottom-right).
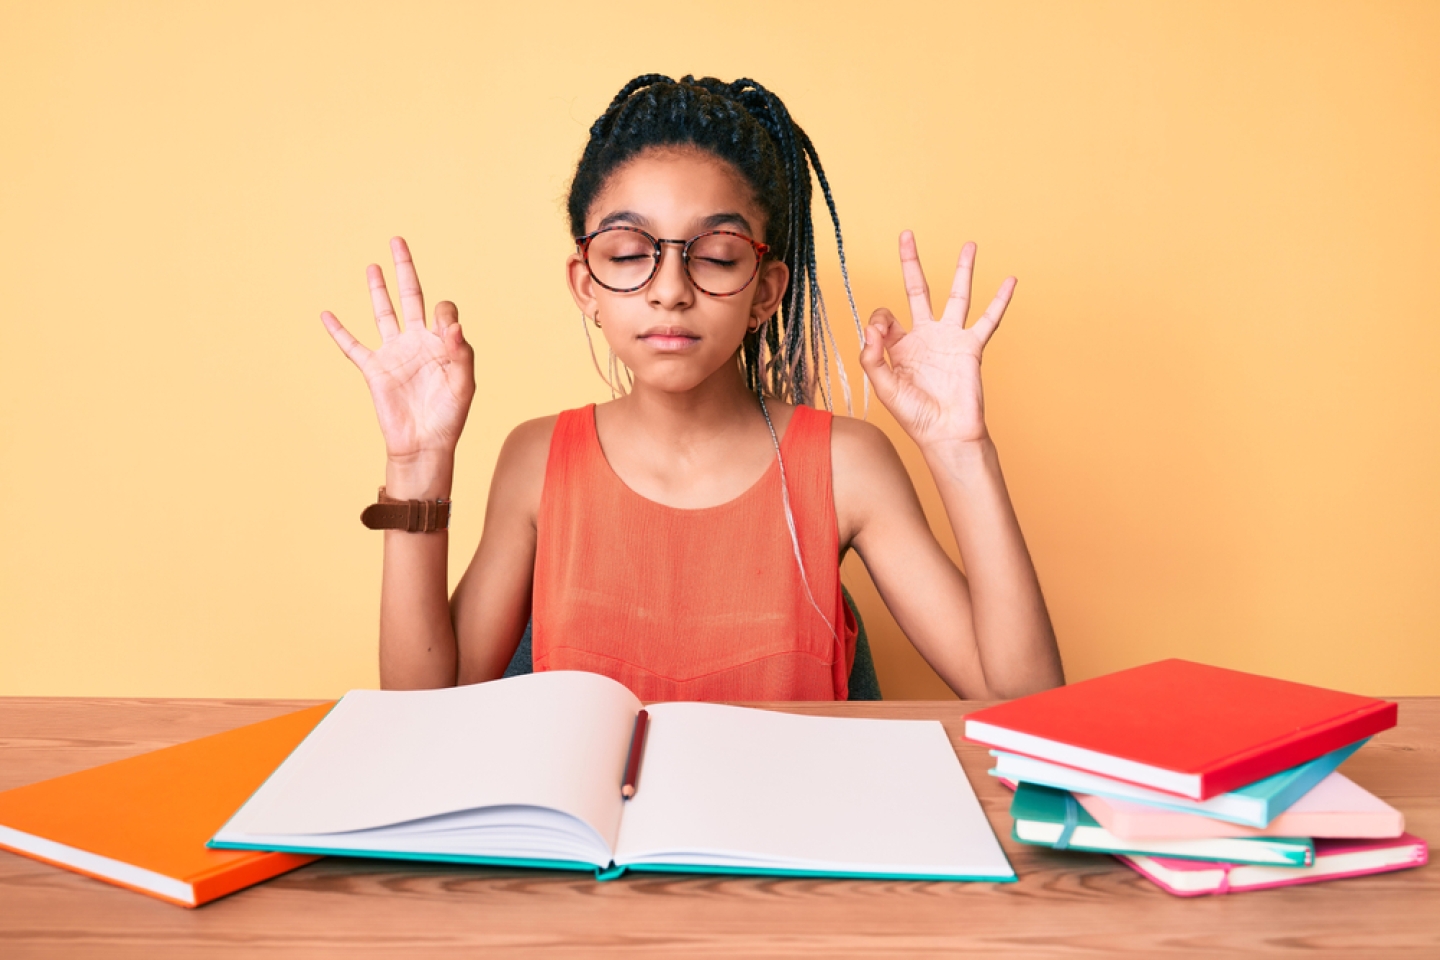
[{"x1": 611, "y1": 362, "x2": 762, "y2": 445}]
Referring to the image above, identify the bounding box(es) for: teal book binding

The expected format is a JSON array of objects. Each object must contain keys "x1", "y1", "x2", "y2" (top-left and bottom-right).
[
  {"x1": 209, "y1": 673, "x2": 1016, "y2": 884},
  {"x1": 991, "y1": 738, "x2": 1367, "y2": 828},
  {"x1": 1009, "y1": 783, "x2": 1314, "y2": 866},
  {"x1": 206, "y1": 840, "x2": 1015, "y2": 883}
]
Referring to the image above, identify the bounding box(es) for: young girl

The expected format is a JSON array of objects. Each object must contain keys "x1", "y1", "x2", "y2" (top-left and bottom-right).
[{"x1": 322, "y1": 75, "x2": 1064, "y2": 701}]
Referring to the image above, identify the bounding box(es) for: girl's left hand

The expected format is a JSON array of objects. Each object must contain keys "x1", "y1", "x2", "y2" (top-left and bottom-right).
[{"x1": 859, "y1": 232, "x2": 1014, "y2": 449}]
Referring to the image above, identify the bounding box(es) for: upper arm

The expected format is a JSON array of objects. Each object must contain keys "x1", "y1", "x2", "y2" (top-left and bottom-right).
[
  {"x1": 831, "y1": 417, "x2": 987, "y2": 696},
  {"x1": 450, "y1": 415, "x2": 555, "y2": 684}
]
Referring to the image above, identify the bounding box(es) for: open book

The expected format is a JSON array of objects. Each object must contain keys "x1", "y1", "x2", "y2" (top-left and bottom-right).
[{"x1": 211, "y1": 672, "x2": 1014, "y2": 882}]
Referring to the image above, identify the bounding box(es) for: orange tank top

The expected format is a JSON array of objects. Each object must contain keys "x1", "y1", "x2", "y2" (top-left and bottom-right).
[{"x1": 532, "y1": 404, "x2": 857, "y2": 701}]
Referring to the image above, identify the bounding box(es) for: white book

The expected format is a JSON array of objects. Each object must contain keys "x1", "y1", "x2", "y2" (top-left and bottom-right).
[{"x1": 211, "y1": 672, "x2": 1014, "y2": 882}]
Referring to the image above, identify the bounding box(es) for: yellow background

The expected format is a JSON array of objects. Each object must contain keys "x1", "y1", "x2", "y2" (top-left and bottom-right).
[{"x1": 2, "y1": 1, "x2": 1437, "y2": 698}]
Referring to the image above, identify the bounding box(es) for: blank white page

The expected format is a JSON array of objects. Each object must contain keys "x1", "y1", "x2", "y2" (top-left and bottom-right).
[
  {"x1": 613, "y1": 703, "x2": 1013, "y2": 878},
  {"x1": 217, "y1": 671, "x2": 640, "y2": 853}
]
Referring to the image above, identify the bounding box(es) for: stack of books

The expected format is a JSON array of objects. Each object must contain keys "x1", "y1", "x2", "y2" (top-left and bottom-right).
[{"x1": 965, "y1": 659, "x2": 1429, "y2": 895}]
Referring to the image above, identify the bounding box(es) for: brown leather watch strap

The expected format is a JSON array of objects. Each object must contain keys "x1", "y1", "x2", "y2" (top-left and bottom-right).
[{"x1": 360, "y1": 486, "x2": 451, "y2": 533}]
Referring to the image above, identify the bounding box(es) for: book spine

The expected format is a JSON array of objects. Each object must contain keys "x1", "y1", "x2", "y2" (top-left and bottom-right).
[{"x1": 189, "y1": 851, "x2": 320, "y2": 906}]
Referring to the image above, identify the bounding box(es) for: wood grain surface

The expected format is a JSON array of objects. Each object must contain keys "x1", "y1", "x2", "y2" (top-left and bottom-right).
[{"x1": 1, "y1": 697, "x2": 1436, "y2": 959}]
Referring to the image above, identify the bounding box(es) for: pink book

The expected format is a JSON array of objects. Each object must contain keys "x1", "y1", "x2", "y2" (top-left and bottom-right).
[
  {"x1": 1119, "y1": 834, "x2": 1427, "y2": 896},
  {"x1": 1077, "y1": 772, "x2": 1405, "y2": 841}
]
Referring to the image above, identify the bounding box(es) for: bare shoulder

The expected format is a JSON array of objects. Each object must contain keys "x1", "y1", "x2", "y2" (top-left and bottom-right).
[
  {"x1": 828, "y1": 413, "x2": 921, "y2": 549},
  {"x1": 830, "y1": 413, "x2": 908, "y2": 480},
  {"x1": 484, "y1": 414, "x2": 560, "y2": 525},
  {"x1": 499, "y1": 414, "x2": 559, "y2": 464}
]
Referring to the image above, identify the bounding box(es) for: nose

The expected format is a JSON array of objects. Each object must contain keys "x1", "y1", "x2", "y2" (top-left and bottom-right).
[{"x1": 647, "y1": 239, "x2": 694, "y2": 309}]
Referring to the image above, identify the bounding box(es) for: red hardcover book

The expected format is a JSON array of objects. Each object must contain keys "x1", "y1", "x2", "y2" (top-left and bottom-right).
[{"x1": 964, "y1": 659, "x2": 1396, "y2": 800}]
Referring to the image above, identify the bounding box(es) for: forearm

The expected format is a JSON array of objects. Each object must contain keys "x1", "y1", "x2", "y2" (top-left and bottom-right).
[
  {"x1": 922, "y1": 438, "x2": 1063, "y2": 698},
  {"x1": 377, "y1": 455, "x2": 460, "y2": 689}
]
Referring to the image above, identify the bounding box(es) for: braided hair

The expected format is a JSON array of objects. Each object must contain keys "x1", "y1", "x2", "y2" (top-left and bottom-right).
[{"x1": 567, "y1": 75, "x2": 865, "y2": 412}]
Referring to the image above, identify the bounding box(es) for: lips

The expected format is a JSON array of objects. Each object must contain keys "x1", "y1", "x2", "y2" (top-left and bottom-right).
[
  {"x1": 638, "y1": 327, "x2": 700, "y2": 352},
  {"x1": 639, "y1": 326, "x2": 699, "y2": 341}
]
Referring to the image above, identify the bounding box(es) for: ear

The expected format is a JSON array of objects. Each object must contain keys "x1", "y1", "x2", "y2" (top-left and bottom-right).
[
  {"x1": 566, "y1": 251, "x2": 600, "y2": 318},
  {"x1": 749, "y1": 258, "x2": 789, "y2": 324}
]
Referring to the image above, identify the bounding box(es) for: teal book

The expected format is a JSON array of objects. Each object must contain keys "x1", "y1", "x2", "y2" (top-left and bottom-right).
[
  {"x1": 1010, "y1": 782, "x2": 1314, "y2": 866},
  {"x1": 990, "y1": 738, "x2": 1367, "y2": 828},
  {"x1": 211, "y1": 672, "x2": 1015, "y2": 882}
]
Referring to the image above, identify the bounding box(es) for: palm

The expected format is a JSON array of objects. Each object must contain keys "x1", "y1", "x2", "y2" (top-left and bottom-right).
[
  {"x1": 358, "y1": 328, "x2": 471, "y2": 460},
  {"x1": 322, "y1": 238, "x2": 475, "y2": 462},
  {"x1": 880, "y1": 319, "x2": 986, "y2": 444},
  {"x1": 861, "y1": 234, "x2": 1014, "y2": 448}
]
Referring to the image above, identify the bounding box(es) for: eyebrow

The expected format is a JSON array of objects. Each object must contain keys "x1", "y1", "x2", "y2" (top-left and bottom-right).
[
  {"x1": 697, "y1": 212, "x2": 755, "y2": 234},
  {"x1": 595, "y1": 210, "x2": 756, "y2": 236}
]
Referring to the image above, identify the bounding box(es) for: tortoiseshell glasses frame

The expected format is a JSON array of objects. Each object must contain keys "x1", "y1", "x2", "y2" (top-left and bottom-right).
[{"x1": 574, "y1": 226, "x2": 771, "y2": 297}]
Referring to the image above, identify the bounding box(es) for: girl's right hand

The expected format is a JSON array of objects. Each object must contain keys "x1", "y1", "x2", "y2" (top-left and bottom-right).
[{"x1": 321, "y1": 237, "x2": 476, "y2": 466}]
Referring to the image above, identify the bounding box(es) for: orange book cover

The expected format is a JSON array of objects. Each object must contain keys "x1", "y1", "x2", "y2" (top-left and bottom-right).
[{"x1": 0, "y1": 703, "x2": 331, "y2": 907}]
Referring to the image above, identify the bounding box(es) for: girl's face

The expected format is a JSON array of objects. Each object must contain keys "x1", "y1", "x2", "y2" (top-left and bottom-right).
[{"x1": 567, "y1": 147, "x2": 789, "y2": 396}]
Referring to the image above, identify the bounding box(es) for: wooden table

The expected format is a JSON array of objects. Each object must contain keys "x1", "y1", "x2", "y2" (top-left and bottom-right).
[{"x1": 1, "y1": 698, "x2": 1436, "y2": 959}]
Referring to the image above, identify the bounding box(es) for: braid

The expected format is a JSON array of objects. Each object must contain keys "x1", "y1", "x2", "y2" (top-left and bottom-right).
[{"x1": 567, "y1": 74, "x2": 865, "y2": 412}]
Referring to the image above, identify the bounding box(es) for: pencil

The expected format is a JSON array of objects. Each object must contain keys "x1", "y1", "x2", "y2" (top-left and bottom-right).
[{"x1": 621, "y1": 709, "x2": 650, "y2": 800}]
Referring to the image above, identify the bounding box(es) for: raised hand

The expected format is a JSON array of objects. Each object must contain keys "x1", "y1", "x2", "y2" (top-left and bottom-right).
[
  {"x1": 321, "y1": 237, "x2": 476, "y2": 465},
  {"x1": 859, "y1": 231, "x2": 1014, "y2": 448}
]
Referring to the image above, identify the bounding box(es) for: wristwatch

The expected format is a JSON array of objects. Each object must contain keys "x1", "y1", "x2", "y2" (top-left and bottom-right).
[{"x1": 360, "y1": 486, "x2": 451, "y2": 533}]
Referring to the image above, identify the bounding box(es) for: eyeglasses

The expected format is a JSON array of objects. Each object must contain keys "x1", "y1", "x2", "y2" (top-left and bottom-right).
[{"x1": 575, "y1": 226, "x2": 770, "y2": 297}]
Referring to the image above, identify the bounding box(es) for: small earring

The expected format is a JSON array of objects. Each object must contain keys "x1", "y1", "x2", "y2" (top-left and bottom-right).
[{"x1": 592, "y1": 309, "x2": 601, "y2": 329}]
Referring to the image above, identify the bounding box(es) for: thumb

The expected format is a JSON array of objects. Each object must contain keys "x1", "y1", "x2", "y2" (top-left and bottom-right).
[
  {"x1": 434, "y1": 299, "x2": 459, "y2": 333},
  {"x1": 445, "y1": 322, "x2": 475, "y2": 385},
  {"x1": 443, "y1": 320, "x2": 469, "y2": 359},
  {"x1": 859, "y1": 319, "x2": 900, "y2": 403}
]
